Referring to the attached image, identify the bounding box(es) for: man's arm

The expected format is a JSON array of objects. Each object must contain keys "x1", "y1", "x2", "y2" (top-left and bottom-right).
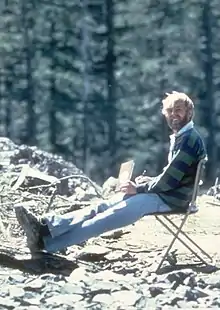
[
  {"x1": 136, "y1": 137, "x2": 199, "y2": 194},
  {"x1": 147, "y1": 149, "x2": 195, "y2": 192}
]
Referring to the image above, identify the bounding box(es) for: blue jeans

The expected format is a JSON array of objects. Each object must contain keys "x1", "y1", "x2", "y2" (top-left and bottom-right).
[{"x1": 43, "y1": 193, "x2": 172, "y2": 253}]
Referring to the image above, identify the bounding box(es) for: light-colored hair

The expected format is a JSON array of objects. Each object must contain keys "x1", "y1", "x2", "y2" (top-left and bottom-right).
[{"x1": 162, "y1": 91, "x2": 194, "y2": 119}]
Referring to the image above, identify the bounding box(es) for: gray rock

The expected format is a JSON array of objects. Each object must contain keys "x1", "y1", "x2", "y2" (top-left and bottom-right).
[
  {"x1": 24, "y1": 279, "x2": 45, "y2": 291},
  {"x1": 20, "y1": 297, "x2": 41, "y2": 306},
  {"x1": 8, "y1": 273, "x2": 26, "y2": 284},
  {"x1": 175, "y1": 284, "x2": 188, "y2": 297},
  {"x1": 156, "y1": 289, "x2": 184, "y2": 307},
  {"x1": 185, "y1": 287, "x2": 210, "y2": 301},
  {"x1": 202, "y1": 271, "x2": 220, "y2": 289},
  {"x1": 145, "y1": 298, "x2": 158, "y2": 309},
  {"x1": 101, "y1": 230, "x2": 126, "y2": 240},
  {"x1": 16, "y1": 307, "x2": 41, "y2": 310},
  {"x1": 0, "y1": 286, "x2": 9, "y2": 298},
  {"x1": 68, "y1": 267, "x2": 90, "y2": 282},
  {"x1": 76, "y1": 245, "x2": 110, "y2": 261},
  {"x1": 102, "y1": 177, "x2": 118, "y2": 197},
  {"x1": 183, "y1": 274, "x2": 197, "y2": 288},
  {"x1": 91, "y1": 270, "x2": 128, "y2": 282},
  {"x1": 75, "y1": 187, "x2": 87, "y2": 201},
  {"x1": 9, "y1": 286, "x2": 25, "y2": 299},
  {"x1": 0, "y1": 297, "x2": 20, "y2": 308},
  {"x1": 92, "y1": 293, "x2": 113, "y2": 304},
  {"x1": 113, "y1": 265, "x2": 139, "y2": 275},
  {"x1": 88, "y1": 279, "x2": 121, "y2": 293},
  {"x1": 166, "y1": 269, "x2": 195, "y2": 289},
  {"x1": 176, "y1": 300, "x2": 199, "y2": 308},
  {"x1": 144, "y1": 273, "x2": 158, "y2": 284},
  {"x1": 104, "y1": 250, "x2": 129, "y2": 261},
  {"x1": 149, "y1": 282, "x2": 173, "y2": 297},
  {"x1": 45, "y1": 294, "x2": 83, "y2": 306},
  {"x1": 111, "y1": 290, "x2": 142, "y2": 307},
  {"x1": 61, "y1": 283, "x2": 85, "y2": 295},
  {"x1": 212, "y1": 297, "x2": 220, "y2": 307},
  {"x1": 84, "y1": 186, "x2": 98, "y2": 199},
  {"x1": 40, "y1": 273, "x2": 66, "y2": 282}
]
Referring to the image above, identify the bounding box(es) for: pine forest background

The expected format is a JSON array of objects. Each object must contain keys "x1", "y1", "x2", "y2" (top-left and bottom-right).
[{"x1": 0, "y1": 0, "x2": 220, "y2": 186}]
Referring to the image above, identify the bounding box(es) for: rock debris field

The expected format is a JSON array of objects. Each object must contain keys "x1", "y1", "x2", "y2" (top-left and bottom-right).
[{"x1": 0, "y1": 137, "x2": 220, "y2": 310}]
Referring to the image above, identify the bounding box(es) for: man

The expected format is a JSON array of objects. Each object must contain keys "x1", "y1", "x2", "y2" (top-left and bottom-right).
[{"x1": 15, "y1": 91, "x2": 207, "y2": 253}]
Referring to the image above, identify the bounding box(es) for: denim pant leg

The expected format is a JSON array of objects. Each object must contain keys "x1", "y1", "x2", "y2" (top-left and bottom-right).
[
  {"x1": 43, "y1": 193, "x2": 172, "y2": 253},
  {"x1": 44, "y1": 192, "x2": 127, "y2": 238}
]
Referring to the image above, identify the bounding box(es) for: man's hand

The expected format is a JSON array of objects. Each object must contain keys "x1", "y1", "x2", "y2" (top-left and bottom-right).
[
  {"x1": 119, "y1": 180, "x2": 137, "y2": 195},
  {"x1": 135, "y1": 175, "x2": 152, "y2": 185}
]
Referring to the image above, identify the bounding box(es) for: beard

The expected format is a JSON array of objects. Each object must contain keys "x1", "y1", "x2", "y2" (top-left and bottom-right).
[{"x1": 167, "y1": 115, "x2": 190, "y2": 132}]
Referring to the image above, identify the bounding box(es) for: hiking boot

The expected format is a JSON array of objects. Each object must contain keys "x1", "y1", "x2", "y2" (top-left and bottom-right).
[{"x1": 15, "y1": 205, "x2": 44, "y2": 253}]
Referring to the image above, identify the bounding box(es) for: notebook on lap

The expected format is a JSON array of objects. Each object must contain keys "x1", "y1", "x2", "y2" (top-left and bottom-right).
[{"x1": 117, "y1": 160, "x2": 135, "y2": 189}]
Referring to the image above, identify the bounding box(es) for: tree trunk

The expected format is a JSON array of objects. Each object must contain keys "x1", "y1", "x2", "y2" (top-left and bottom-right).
[
  {"x1": 81, "y1": 0, "x2": 90, "y2": 174},
  {"x1": 21, "y1": 0, "x2": 36, "y2": 145},
  {"x1": 5, "y1": 69, "x2": 12, "y2": 138},
  {"x1": 49, "y1": 19, "x2": 57, "y2": 152},
  {"x1": 201, "y1": 1, "x2": 216, "y2": 183},
  {"x1": 106, "y1": 0, "x2": 116, "y2": 175}
]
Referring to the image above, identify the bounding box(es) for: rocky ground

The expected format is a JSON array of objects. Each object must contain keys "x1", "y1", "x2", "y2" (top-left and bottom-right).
[{"x1": 0, "y1": 137, "x2": 220, "y2": 310}]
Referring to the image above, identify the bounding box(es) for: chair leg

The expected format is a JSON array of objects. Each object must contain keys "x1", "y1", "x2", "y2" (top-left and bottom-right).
[
  {"x1": 163, "y1": 216, "x2": 213, "y2": 261},
  {"x1": 155, "y1": 215, "x2": 213, "y2": 273}
]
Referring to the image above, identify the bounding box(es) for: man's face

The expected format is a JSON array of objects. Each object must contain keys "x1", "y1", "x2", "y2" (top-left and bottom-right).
[{"x1": 163, "y1": 101, "x2": 191, "y2": 133}]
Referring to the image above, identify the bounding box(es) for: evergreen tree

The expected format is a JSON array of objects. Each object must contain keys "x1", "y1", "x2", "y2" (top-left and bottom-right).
[{"x1": 0, "y1": 0, "x2": 219, "y2": 184}]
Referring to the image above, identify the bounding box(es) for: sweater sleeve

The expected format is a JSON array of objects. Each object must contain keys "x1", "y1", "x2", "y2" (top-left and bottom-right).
[{"x1": 136, "y1": 135, "x2": 197, "y2": 194}]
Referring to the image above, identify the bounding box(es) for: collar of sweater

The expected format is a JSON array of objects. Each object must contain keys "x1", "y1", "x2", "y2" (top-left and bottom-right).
[{"x1": 169, "y1": 121, "x2": 194, "y2": 144}]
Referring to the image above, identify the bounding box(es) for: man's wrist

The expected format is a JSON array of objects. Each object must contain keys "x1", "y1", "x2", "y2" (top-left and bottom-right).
[{"x1": 136, "y1": 184, "x2": 147, "y2": 193}]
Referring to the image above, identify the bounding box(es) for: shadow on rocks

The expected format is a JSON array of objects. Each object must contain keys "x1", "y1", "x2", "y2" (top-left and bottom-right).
[
  {"x1": 157, "y1": 262, "x2": 219, "y2": 275},
  {"x1": 0, "y1": 251, "x2": 78, "y2": 276}
]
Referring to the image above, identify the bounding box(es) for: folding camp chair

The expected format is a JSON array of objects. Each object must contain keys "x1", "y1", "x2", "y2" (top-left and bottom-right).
[{"x1": 154, "y1": 157, "x2": 215, "y2": 274}]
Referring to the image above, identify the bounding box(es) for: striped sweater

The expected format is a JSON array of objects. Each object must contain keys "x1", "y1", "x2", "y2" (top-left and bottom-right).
[{"x1": 137, "y1": 126, "x2": 207, "y2": 210}]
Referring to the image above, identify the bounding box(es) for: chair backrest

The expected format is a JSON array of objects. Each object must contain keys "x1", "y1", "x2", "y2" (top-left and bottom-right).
[{"x1": 190, "y1": 156, "x2": 208, "y2": 208}]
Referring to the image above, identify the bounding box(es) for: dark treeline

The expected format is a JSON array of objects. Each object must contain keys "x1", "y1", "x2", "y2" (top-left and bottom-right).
[{"x1": 0, "y1": 0, "x2": 219, "y2": 185}]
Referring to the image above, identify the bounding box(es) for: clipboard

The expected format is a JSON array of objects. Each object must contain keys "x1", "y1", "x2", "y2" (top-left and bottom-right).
[{"x1": 117, "y1": 160, "x2": 135, "y2": 187}]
